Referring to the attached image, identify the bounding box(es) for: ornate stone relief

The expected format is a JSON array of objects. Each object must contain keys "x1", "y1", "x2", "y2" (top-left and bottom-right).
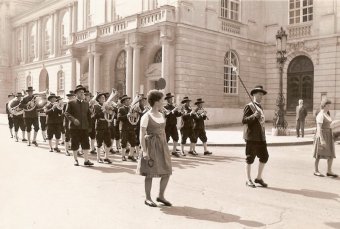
[{"x1": 287, "y1": 41, "x2": 319, "y2": 64}]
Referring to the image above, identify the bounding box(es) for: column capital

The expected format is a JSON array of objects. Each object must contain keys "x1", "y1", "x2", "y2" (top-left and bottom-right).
[{"x1": 131, "y1": 44, "x2": 143, "y2": 49}]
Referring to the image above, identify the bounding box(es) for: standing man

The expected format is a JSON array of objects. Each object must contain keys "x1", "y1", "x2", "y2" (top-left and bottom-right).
[
  {"x1": 63, "y1": 90, "x2": 75, "y2": 156},
  {"x1": 19, "y1": 86, "x2": 40, "y2": 147},
  {"x1": 163, "y1": 93, "x2": 182, "y2": 157},
  {"x1": 6, "y1": 93, "x2": 15, "y2": 138},
  {"x1": 12, "y1": 93, "x2": 27, "y2": 142},
  {"x1": 45, "y1": 94, "x2": 63, "y2": 153},
  {"x1": 242, "y1": 85, "x2": 269, "y2": 188},
  {"x1": 296, "y1": 99, "x2": 308, "y2": 138},
  {"x1": 192, "y1": 98, "x2": 212, "y2": 156},
  {"x1": 180, "y1": 96, "x2": 195, "y2": 156},
  {"x1": 65, "y1": 85, "x2": 94, "y2": 166}
]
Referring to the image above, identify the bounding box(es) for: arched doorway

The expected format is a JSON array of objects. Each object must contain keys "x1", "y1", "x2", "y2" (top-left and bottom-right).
[
  {"x1": 115, "y1": 51, "x2": 126, "y2": 96},
  {"x1": 39, "y1": 69, "x2": 49, "y2": 91},
  {"x1": 287, "y1": 55, "x2": 314, "y2": 111}
]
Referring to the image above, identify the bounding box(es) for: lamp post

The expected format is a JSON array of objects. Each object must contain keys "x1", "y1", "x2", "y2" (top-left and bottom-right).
[{"x1": 273, "y1": 27, "x2": 288, "y2": 136}]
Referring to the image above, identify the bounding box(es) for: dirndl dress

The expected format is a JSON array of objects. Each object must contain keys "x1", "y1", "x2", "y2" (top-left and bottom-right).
[{"x1": 136, "y1": 113, "x2": 172, "y2": 177}]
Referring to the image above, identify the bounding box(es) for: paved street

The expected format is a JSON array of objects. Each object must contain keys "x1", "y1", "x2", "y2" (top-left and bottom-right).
[{"x1": 0, "y1": 124, "x2": 340, "y2": 229}]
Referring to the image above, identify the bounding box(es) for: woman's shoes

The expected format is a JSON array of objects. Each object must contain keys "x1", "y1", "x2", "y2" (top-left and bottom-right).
[
  {"x1": 144, "y1": 199, "x2": 157, "y2": 207},
  {"x1": 326, "y1": 173, "x2": 338, "y2": 178},
  {"x1": 314, "y1": 172, "x2": 325, "y2": 177},
  {"x1": 156, "y1": 197, "x2": 172, "y2": 206}
]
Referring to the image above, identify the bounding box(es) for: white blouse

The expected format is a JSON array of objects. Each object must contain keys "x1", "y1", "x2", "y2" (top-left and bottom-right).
[
  {"x1": 316, "y1": 110, "x2": 332, "y2": 124},
  {"x1": 140, "y1": 110, "x2": 165, "y2": 128}
]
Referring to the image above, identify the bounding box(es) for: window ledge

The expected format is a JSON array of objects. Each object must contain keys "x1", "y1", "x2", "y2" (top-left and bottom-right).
[
  {"x1": 219, "y1": 17, "x2": 243, "y2": 35},
  {"x1": 223, "y1": 93, "x2": 239, "y2": 97}
]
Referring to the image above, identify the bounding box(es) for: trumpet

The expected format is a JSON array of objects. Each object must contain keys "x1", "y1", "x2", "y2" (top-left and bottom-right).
[
  {"x1": 194, "y1": 107, "x2": 209, "y2": 120},
  {"x1": 161, "y1": 104, "x2": 182, "y2": 116}
]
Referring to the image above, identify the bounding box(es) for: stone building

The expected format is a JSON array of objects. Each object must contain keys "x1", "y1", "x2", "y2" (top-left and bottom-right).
[{"x1": 1, "y1": 0, "x2": 340, "y2": 126}]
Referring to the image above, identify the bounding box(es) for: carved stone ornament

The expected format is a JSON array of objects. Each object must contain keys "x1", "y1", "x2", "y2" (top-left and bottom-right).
[{"x1": 287, "y1": 41, "x2": 319, "y2": 64}]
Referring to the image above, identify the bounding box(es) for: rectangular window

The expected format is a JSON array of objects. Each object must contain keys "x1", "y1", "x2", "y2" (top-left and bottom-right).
[
  {"x1": 44, "y1": 30, "x2": 50, "y2": 58},
  {"x1": 220, "y1": 0, "x2": 240, "y2": 21},
  {"x1": 289, "y1": 0, "x2": 313, "y2": 25}
]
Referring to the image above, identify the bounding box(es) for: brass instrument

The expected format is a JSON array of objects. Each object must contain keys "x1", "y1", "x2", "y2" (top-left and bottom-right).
[
  {"x1": 161, "y1": 104, "x2": 182, "y2": 116},
  {"x1": 89, "y1": 92, "x2": 99, "y2": 118},
  {"x1": 103, "y1": 88, "x2": 118, "y2": 123},
  {"x1": 25, "y1": 89, "x2": 50, "y2": 112},
  {"x1": 127, "y1": 93, "x2": 143, "y2": 125},
  {"x1": 195, "y1": 107, "x2": 209, "y2": 120},
  {"x1": 7, "y1": 97, "x2": 24, "y2": 116}
]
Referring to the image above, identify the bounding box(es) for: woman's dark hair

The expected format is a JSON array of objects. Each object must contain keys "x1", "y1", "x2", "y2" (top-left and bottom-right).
[
  {"x1": 320, "y1": 99, "x2": 331, "y2": 109},
  {"x1": 147, "y1": 90, "x2": 164, "y2": 107}
]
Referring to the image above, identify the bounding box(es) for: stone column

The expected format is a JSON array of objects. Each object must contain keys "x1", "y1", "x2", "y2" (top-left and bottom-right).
[
  {"x1": 71, "y1": 57, "x2": 77, "y2": 89},
  {"x1": 132, "y1": 45, "x2": 142, "y2": 98},
  {"x1": 50, "y1": 14, "x2": 55, "y2": 56},
  {"x1": 69, "y1": 4, "x2": 73, "y2": 35},
  {"x1": 125, "y1": 46, "x2": 133, "y2": 96},
  {"x1": 72, "y1": 1, "x2": 78, "y2": 32},
  {"x1": 93, "y1": 53, "x2": 102, "y2": 93},
  {"x1": 88, "y1": 53, "x2": 94, "y2": 93},
  {"x1": 161, "y1": 37, "x2": 171, "y2": 92}
]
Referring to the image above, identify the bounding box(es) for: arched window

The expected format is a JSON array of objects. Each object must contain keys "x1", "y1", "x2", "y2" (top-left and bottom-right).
[
  {"x1": 57, "y1": 70, "x2": 65, "y2": 94},
  {"x1": 26, "y1": 74, "x2": 32, "y2": 88},
  {"x1": 28, "y1": 24, "x2": 36, "y2": 62},
  {"x1": 61, "y1": 11, "x2": 70, "y2": 55},
  {"x1": 153, "y1": 48, "x2": 162, "y2": 63},
  {"x1": 115, "y1": 51, "x2": 126, "y2": 95},
  {"x1": 224, "y1": 50, "x2": 239, "y2": 94},
  {"x1": 43, "y1": 17, "x2": 52, "y2": 58}
]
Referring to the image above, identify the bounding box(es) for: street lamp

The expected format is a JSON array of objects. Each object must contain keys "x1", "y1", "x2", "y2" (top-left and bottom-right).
[{"x1": 273, "y1": 27, "x2": 288, "y2": 136}]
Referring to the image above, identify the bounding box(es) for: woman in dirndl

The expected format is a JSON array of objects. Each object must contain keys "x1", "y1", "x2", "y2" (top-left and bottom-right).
[
  {"x1": 313, "y1": 99, "x2": 338, "y2": 178},
  {"x1": 136, "y1": 90, "x2": 172, "y2": 207}
]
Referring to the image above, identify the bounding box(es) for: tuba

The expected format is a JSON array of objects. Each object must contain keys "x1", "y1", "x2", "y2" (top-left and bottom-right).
[
  {"x1": 127, "y1": 93, "x2": 142, "y2": 125},
  {"x1": 7, "y1": 97, "x2": 24, "y2": 116},
  {"x1": 89, "y1": 92, "x2": 99, "y2": 118},
  {"x1": 103, "y1": 88, "x2": 118, "y2": 123},
  {"x1": 25, "y1": 90, "x2": 50, "y2": 112}
]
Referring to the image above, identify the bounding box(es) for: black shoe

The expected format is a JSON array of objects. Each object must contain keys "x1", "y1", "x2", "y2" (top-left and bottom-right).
[
  {"x1": 254, "y1": 178, "x2": 268, "y2": 188},
  {"x1": 110, "y1": 149, "x2": 116, "y2": 154},
  {"x1": 97, "y1": 158, "x2": 104, "y2": 163},
  {"x1": 28, "y1": 142, "x2": 31, "y2": 146},
  {"x1": 246, "y1": 180, "x2": 256, "y2": 188},
  {"x1": 326, "y1": 173, "x2": 338, "y2": 178},
  {"x1": 49, "y1": 148, "x2": 53, "y2": 152},
  {"x1": 122, "y1": 156, "x2": 127, "y2": 161},
  {"x1": 193, "y1": 150, "x2": 198, "y2": 156},
  {"x1": 180, "y1": 151, "x2": 186, "y2": 156},
  {"x1": 90, "y1": 150, "x2": 96, "y2": 155},
  {"x1": 54, "y1": 148, "x2": 61, "y2": 153},
  {"x1": 172, "y1": 151, "x2": 180, "y2": 157},
  {"x1": 22, "y1": 139, "x2": 27, "y2": 142},
  {"x1": 65, "y1": 151, "x2": 70, "y2": 156},
  {"x1": 74, "y1": 160, "x2": 79, "y2": 166},
  {"x1": 32, "y1": 141, "x2": 38, "y2": 147},
  {"x1": 11, "y1": 135, "x2": 13, "y2": 138},
  {"x1": 175, "y1": 148, "x2": 181, "y2": 152},
  {"x1": 60, "y1": 141, "x2": 65, "y2": 145},
  {"x1": 144, "y1": 200, "x2": 157, "y2": 207},
  {"x1": 84, "y1": 160, "x2": 94, "y2": 166},
  {"x1": 128, "y1": 156, "x2": 137, "y2": 162},
  {"x1": 104, "y1": 158, "x2": 112, "y2": 164},
  {"x1": 188, "y1": 151, "x2": 198, "y2": 156},
  {"x1": 204, "y1": 151, "x2": 212, "y2": 155},
  {"x1": 156, "y1": 197, "x2": 172, "y2": 206}
]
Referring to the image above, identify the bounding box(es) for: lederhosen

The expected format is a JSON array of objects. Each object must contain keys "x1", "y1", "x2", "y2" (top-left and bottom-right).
[
  {"x1": 180, "y1": 106, "x2": 195, "y2": 144},
  {"x1": 19, "y1": 96, "x2": 39, "y2": 133},
  {"x1": 118, "y1": 105, "x2": 137, "y2": 148},
  {"x1": 6, "y1": 102, "x2": 14, "y2": 129},
  {"x1": 192, "y1": 110, "x2": 208, "y2": 143},
  {"x1": 94, "y1": 103, "x2": 112, "y2": 148},
  {"x1": 38, "y1": 109, "x2": 47, "y2": 132},
  {"x1": 164, "y1": 103, "x2": 182, "y2": 143},
  {"x1": 89, "y1": 104, "x2": 96, "y2": 140},
  {"x1": 242, "y1": 102, "x2": 269, "y2": 165},
  {"x1": 63, "y1": 103, "x2": 71, "y2": 142},
  {"x1": 109, "y1": 106, "x2": 119, "y2": 141},
  {"x1": 45, "y1": 103, "x2": 63, "y2": 140}
]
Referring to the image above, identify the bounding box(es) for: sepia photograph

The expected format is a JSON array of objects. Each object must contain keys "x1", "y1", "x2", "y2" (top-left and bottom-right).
[{"x1": 0, "y1": 0, "x2": 339, "y2": 228}]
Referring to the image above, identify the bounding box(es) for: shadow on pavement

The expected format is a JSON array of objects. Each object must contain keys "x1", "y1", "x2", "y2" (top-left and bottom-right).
[
  {"x1": 160, "y1": 206, "x2": 265, "y2": 227},
  {"x1": 86, "y1": 163, "x2": 136, "y2": 174},
  {"x1": 268, "y1": 187, "x2": 340, "y2": 202},
  {"x1": 325, "y1": 222, "x2": 340, "y2": 229}
]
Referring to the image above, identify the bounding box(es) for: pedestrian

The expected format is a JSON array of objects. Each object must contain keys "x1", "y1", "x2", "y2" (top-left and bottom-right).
[
  {"x1": 6, "y1": 93, "x2": 15, "y2": 138},
  {"x1": 45, "y1": 94, "x2": 63, "y2": 153},
  {"x1": 313, "y1": 99, "x2": 338, "y2": 177},
  {"x1": 296, "y1": 99, "x2": 308, "y2": 137},
  {"x1": 242, "y1": 85, "x2": 269, "y2": 188},
  {"x1": 191, "y1": 98, "x2": 212, "y2": 156},
  {"x1": 163, "y1": 92, "x2": 182, "y2": 157},
  {"x1": 12, "y1": 93, "x2": 27, "y2": 142},
  {"x1": 180, "y1": 96, "x2": 195, "y2": 156},
  {"x1": 137, "y1": 90, "x2": 172, "y2": 207},
  {"x1": 65, "y1": 85, "x2": 94, "y2": 167}
]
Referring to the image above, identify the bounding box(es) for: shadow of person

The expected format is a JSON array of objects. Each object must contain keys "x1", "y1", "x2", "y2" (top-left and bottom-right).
[
  {"x1": 160, "y1": 206, "x2": 265, "y2": 227},
  {"x1": 86, "y1": 163, "x2": 136, "y2": 174},
  {"x1": 268, "y1": 187, "x2": 340, "y2": 202},
  {"x1": 325, "y1": 222, "x2": 340, "y2": 229}
]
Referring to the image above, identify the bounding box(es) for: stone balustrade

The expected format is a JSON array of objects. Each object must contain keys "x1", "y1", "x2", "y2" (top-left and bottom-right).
[
  {"x1": 287, "y1": 23, "x2": 312, "y2": 39},
  {"x1": 220, "y1": 18, "x2": 241, "y2": 35}
]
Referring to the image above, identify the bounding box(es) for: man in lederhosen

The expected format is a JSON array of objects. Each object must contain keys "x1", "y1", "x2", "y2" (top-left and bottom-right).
[
  {"x1": 86, "y1": 91, "x2": 97, "y2": 155},
  {"x1": 180, "y1": 96, "x2": 195, "y2": 156},
  {"x1": 12, "y1": 93, "x2": 27, "y2": 142},
  {"x1": 19, "y1": 86, "x2": 40, "y2": 147},
  {"x1": 191, "y1": 98, "x2": 212, "y2": 156},
  {"x1": 63, "y1": 90, "x2": 75, "y2": 156},
  {"x1": 163, "y1": 93, "x2": 182, "y2": 157},
  {"x1": 93, "y1": 92, "x2": 113, "y2": 164},
  {"x1": 6, "y1": 93, "x2": 15, "y2": 138},
  {"x1": 45, "y1": 94, "x2": 63, "y2": 153},
  {"x1": 242, "y1": 85, "x2": 269, "y2": 188},
  {"x1": 65, "y1": 85, "x2": 94, "y2": 167},
  {"x1": 118, "y1": 95, "x2": 138, "y2": 162},
  {"x1": 38, "y1": 96, "x2": 48, "y2": 142},
  {"x1": 109, "y1": 96, "x2": 120, "y2": 154}
]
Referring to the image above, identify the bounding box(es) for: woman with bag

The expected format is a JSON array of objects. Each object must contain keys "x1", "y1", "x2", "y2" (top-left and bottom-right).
[
  {"x1": 136, "y1": 90, "x2": 172, "y2": 207},
  {"x1": 313, "y1": 99, "x2": 338, "y2": 177}
]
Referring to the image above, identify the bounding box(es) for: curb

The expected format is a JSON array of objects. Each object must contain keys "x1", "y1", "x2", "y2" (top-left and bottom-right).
[{"x1": 169, "y1": 141, "x2": 314, "y2": 147}]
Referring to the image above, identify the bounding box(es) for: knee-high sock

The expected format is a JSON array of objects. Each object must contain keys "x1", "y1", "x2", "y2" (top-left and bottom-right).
[
  {"x1": 83, "y1": 149, "x2": 89, "y2": 161},
  {"x1": 41, "y1": 131, "x2": 46, "y2": 140},
  {"x1": 65, "y1": 142, "x2": 70, "y2": 152},
  {"x1": 90, "y1": 139, "x2": 95, "y2": 150},
  {"x1": 246, "y1": 164, "x2": 252, "y2": 181},
  {"x1": 97, "y1": 147, "x2": 101, "y2": 161},
  {"x1": 33, "y1": 131, "x2": 38, "y2": 142},
  {"x1": 27, "y1": 132, "x2": 31, "y2": 143},
  {"x1": 15, "y1": 131, "x2": 18, "y2": 140},
  {"x1": 172, "y1": 141, "x2": 178, "y2": 152},
  {"x1": 73, "y1": 150, "x2": 78, "y2": 161},
  {"x1": 257, "y1": 162, "x2": 266, "y2": 180},
  {"x1": 104, "y1": 146, "x2": 109, "y2": 159},
  {"x1": 61, "y1": 133, "x2": 65, "y2": 142},
  {"x1": 203, "y1": 142, "x2": 208, "y2": 152},
  {"x1": 9, "y1": 128, "x2": 13, "y2": 137},
  {"x1": 55, "y1": 139, "x2": 59, "y2": 148},
  {"x1": 22, "y1": 131, "x2": 26, "y2": 139},
  {"x1": 48, "y1": 140, "x2": 53, "y2": 149},
  {"x1": 122, "y1": 148, "x2": 126, "y2": 157}
]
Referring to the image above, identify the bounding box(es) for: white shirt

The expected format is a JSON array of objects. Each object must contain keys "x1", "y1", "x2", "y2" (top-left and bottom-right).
[
  {"x1": 140, "y1": 110, "x2": 165, "y2": 128},
  {"x1": 316, "y1": 110, "x2": 332, "y2": 124}
]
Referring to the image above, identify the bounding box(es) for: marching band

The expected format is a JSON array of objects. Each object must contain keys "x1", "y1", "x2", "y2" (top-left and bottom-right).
[{"x1": 6, "y1": 85, "x2": 212, "y2": 166}]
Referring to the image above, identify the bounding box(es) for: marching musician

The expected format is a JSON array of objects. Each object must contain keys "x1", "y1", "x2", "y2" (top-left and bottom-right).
[
  {"x1": 117, "y1": 95, "x2": 138, "y2": 162},
  {"x1": 6, "y1": 93, "x2": 15, "y2": 138},
  {"x1": 93, "y1": 92, "x2": 113, "y2": 164},
  {"x1": 163, "y1": 93, "x2": 182, "y2": 157},
  {"x1": 242, "y1": 85, "x2": 269, "y2": 188},
  {"x1": 87, "y1": 91, "x2": 97, "y2": 155},
  {"x1": 18, "y1": 86, "x2": 40, "y2": 147},
  {"x1": 192, "y1": 98, "x2": 212, "y2": 156},
  {"x1": 63, "y1": 90, "x2": 75, "y2": 156},
  {"x1": 12, "y1": 93, "x2": 27, "y2": 142},
  {"x1": 65, "y1": 85, "x2": 94, "y2": 167},
  {"x1": 108, "y1": 96, "x2": 120, "y2": 154},
  {"x1": 38, "y1": 99, "x2": 47, "y2": 142},
  {"x1": 180, "y1": 96, "x2": 195, "y2": 156},
  {"x1": 45, "y1": 94, "x2": 63, "y2": 153}
]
